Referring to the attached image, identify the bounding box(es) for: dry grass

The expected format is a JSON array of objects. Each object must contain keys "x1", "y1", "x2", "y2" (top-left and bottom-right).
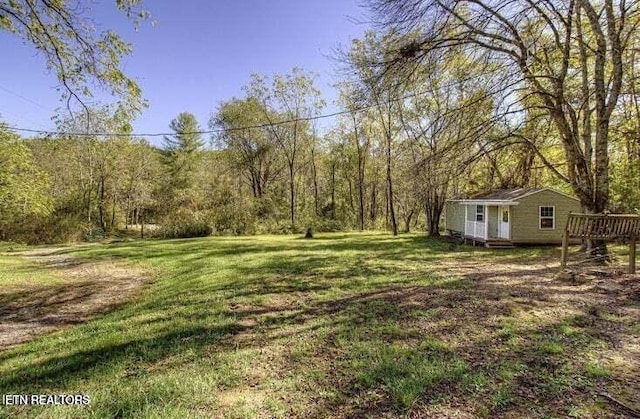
[{"x1": 0, "y1": 247, "x2": 150, "y2": 350}]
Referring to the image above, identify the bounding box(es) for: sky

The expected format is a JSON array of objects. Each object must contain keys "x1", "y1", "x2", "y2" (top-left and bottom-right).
[{"x1": 0, "y1": 0, "x2": 370, "y2": 145}]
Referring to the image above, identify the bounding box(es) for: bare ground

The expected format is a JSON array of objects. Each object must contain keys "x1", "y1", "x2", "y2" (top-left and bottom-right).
[
  {"x1": 215, "y1": 256, "x2": 640, "y2": 418},
  {"x1": 0, "y1": 247, "x2": 149, "y2": 351},
  {"x1": 433, "y1": 259, "x2": 640, "y2": 418},
  {"x1": 1, "y1": 244, "x2": 638, "y2": 417}
]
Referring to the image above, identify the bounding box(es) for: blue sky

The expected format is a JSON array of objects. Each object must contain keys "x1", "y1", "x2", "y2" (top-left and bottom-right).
[{"x1": 0, "y1": 0, "x2": 369, "y2": 144}]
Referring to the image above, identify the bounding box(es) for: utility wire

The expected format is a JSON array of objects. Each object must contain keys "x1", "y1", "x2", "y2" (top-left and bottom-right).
[
  {"x1": 4, "y1": 89, "x2": 434, "y2": 138},
  {"x1": 3, "y1": 70, "x2": 514, "y2": 138},
  {"x1": 0, "y1": 85, "x2": 49, "y2": 110},
  {"x1": 6, "y1": 107, "x2": 354, "y2": 137}
]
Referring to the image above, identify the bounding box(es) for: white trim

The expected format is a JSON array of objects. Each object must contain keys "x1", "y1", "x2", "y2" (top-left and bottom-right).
[
  {"x1": 475, "y1": 204, "x2": 485, "y2": 222},
  {"x1": 446, "y1": 188, "x2": 579, "y2": 204},
  {"x1": 539, "y1": 205, "x2": 556, "y2": 230},
  {"x1": 456, "y1": 200, "x2": 520, "y2": 206},
  {"x1": 484, "y1": 205, "x2": 489, "y2": 239},
  {"x1": 465, "y1": 204, "x2": 468, "y2": 228}
]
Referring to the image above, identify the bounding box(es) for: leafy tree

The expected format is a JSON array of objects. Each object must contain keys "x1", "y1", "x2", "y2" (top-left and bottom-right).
[
  {"x1": 212, "y1": 97, "x2": 282, "y2": 200},
  {"x1": 0, "y1": 0, "x2": 148, "y2": 117},
  {"x1": 162, "y1": 112, "x2": 204, "y2": 211},
  {"x1": 248, "y1": 69, "x2": 325, "y2": 229},
  {"x1": 53, "y1": 106, "x2": 134, "y2": 231},
  {"x1": 0, "y1": 124, "x2": 52, "y2": 239},
  {"x1": 366, "y1": 0, "x2": 639, "y2": 253},
  {"x1": 336, "y1": 82, "x2": 371, "y2": 231},
  {"x1": 119, "y1": 138, "x2": 160, "y2": 228}
]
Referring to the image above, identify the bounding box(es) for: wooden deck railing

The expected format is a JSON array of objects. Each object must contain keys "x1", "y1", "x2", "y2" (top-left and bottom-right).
[
  {"x1": 562, "y1": 213, "x2": 640, "y2": 273},
  {"x1": 565, "y1": 213, "x2": 640, "y2": 240}
]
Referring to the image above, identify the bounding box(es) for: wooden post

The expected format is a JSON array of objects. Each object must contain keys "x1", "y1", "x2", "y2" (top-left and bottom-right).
[
  {"x1": 630, "y1": 234, "x2": 636, "y2": 274},
  {"x1": 561, "y1": 231, "x2": 568, "y2": 268},
  {"x1": 141, "y1": 209, "x2": 145, "y2": 240},
  {"x1": 561, "y1": 212, "x2": 571, "y2": 268}
]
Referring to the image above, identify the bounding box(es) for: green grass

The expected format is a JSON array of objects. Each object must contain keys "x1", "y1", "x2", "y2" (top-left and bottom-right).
[
  {"x1": 0, "y1": 254, "x2": 64, "y2": 287},
  {"x1": 0, "y1": 233, "x2": 636, "y2": 418},
  {"x1": 585, "y1": 361, "x2": 612, "y2": 378}
]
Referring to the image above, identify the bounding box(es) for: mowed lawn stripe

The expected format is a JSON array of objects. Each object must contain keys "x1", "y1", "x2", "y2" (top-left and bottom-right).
[{"x1": 0, "y1": 233, "x2": 637, "y2": 418}]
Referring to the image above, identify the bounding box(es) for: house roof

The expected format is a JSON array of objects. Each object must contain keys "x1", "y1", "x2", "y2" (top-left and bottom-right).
[
  {"x1": 449, "y1": 187, "x2": 579, "y2": 204},
  {"x1": 469, "y1": 188, "x2": 544, "y2": 201}
]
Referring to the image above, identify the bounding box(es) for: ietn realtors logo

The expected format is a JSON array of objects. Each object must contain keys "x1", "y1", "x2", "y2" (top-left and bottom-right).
[{"x1": 2, "y1": 394, "x2": 90, "y2": 406}]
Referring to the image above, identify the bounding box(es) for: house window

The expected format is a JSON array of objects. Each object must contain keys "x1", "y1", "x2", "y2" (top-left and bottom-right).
[
  {"x1": 475, "y1": 205, "x2": 485, "y2": 222},
  {"x1": 540, "y1": 206, "x2": 555, "y2": 229},
  {"x1": 502, "y1": 209, "x2": 509, "y2": 223}
]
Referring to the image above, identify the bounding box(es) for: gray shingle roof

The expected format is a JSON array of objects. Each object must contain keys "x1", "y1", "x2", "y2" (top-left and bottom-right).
[{"x1": 468, "y1": 188, "x2": 543, "y2": 201}]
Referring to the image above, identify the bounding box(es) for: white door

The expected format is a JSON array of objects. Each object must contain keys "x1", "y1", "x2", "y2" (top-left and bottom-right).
[{"x1": 498, "y1": 206, "x2": 510, "y2": 239}]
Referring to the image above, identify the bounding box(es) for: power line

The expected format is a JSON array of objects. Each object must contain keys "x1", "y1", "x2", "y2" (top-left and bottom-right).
[
  {"x1": 0, "y1": 85, "x2": 50, "y2": 110},
  {"x1": 3, "y1": 70, "x2": 515, "y2": 138},
  {"x1": 4, "y1": 90, "x2": 433, "y2": 138},
  {"x1": 6, "y1": 107, "x2": 354, "y2": 138}
]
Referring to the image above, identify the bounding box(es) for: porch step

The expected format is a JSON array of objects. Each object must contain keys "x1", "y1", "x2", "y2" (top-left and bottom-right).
[{"x1": 485, "y1": 239, "x2": 515, "y2": 249}]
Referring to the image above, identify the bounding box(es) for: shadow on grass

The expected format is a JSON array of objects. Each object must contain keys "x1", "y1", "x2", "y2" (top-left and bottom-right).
[
  {"x1": 0, "y1": 233, "x2": 637, "y2": 417},
  {"x1": 0, "y1": 324, "x2": 240, "y2": 388}
]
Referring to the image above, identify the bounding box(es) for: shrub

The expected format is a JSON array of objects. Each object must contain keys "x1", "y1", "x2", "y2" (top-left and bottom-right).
[
  {"x1": 83, "y1": 227, "x2": 107, "y2": 242},
  {"x1": 312, "y1": 218, "x2": 346, "y2": 233},
  {"x1": 254, "y1": 219, "x2": 303, "y2": 235},
  {"x1": 0, "y1": 214, "x2": 90, "y2": 244},
  {"x1": 153, "y1": 219, "x2": 212, "y2": 239}
]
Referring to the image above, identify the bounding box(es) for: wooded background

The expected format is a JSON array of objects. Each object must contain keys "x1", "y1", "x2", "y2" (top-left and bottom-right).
[{"x1": 1, "y1": 0, "x2": 639, "y2": 244}]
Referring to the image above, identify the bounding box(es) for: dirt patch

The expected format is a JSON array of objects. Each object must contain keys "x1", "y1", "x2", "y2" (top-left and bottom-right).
[
  {"x1": 0, "y1": 247, "x2": 150, "y2": 351},
  {"x1": 433, "y1": 258, "x2": 640, "y2": 417},
  {"x1": 214, "y1": 253, "x2": 640, "y2": 417}
]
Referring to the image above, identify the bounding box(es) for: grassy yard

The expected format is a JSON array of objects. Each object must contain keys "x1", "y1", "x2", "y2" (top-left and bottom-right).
[{"x1": 0, "y1": 233, "x2": 638, "y2": 418}]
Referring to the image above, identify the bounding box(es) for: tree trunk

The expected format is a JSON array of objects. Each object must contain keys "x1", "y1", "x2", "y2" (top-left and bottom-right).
[
  {"x1": 425, "y1": 190, "x2": 444, "y2": 237},
  {"x1": 289, "y1": 164, "x2": 295, "y2": 228},
  {"x1": 140, "y1": 210, "x2": 145, "y2": 239},
  {"x1": 311, "y1": 146, "x2": 319, "y2": 216},
  {"x1": 404, "y1": 209, "x2": 414, "y2": 233},
  {"x1": 386, "y1": 134, "x2": 398, "y2": 236},
  {"x1": 111, "y1": 201, "x2": 116, "y2": 231},
  {"x1": 330, "y1": 161, "x2": 336, "y2": 219},
  {"x1": 98, "y1": 176, "x2": 106, "y2": 231},
  {"x1": 370, "y1": 184, "x2": 377, "y2": 224},
  {"x1": 426, "y1": 204, "x2": 443, "y2": 237},
  {"x1": 352, "y1": 114, "x2": 367, "y2": 231},
  {"x1": 347, "y1": 179, "x2": 355, "y2": 212}
]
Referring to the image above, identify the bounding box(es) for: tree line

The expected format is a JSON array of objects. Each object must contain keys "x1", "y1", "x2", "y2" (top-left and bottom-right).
[{"x1": 1, "y1": 1, "x2": 639, "y2": 244}]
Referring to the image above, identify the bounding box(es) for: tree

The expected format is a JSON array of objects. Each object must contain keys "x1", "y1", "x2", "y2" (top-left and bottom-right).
[
  {"x1": 52, "y1": 106, "x2": 134, "y2": 231},
  {"x1": 367, "y1": 0, "x2": 639, "y2": 252},
  {"x1": 248, "y1": 69, "x2": 325, "y2": 229},
  {"x1": 119, "y1": 138, "x2": 160, "y2": 228},
  {"x1": 162, "y1": 112, "x2": 204, "y2": 211},
  {"x1": 337, "y1": 82, "x2": 371, "y2": 231},
  {"x1": 0, "y1": 0, "x2": 148, "y2": 117},
  {"x1": 213, "y1": 97, "x2": 282, "y2": 200},
  {"x1": 344, "y1": 31, "x2": 405, "y2": 235},
  {"x1": 1, "y1": 1, "x2": 150, "y2": 235},
  {"x1": 0, "y1": 124, "x2": 52, "y2": 239}
]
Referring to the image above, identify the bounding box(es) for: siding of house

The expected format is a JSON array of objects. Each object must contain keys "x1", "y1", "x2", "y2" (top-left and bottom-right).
[
  {"x1": 510, "y1": 190, "x2": 581, "y2": 244},
  {"x1": 445, "y1": 201, "x2": 465, "y2": 233}
]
